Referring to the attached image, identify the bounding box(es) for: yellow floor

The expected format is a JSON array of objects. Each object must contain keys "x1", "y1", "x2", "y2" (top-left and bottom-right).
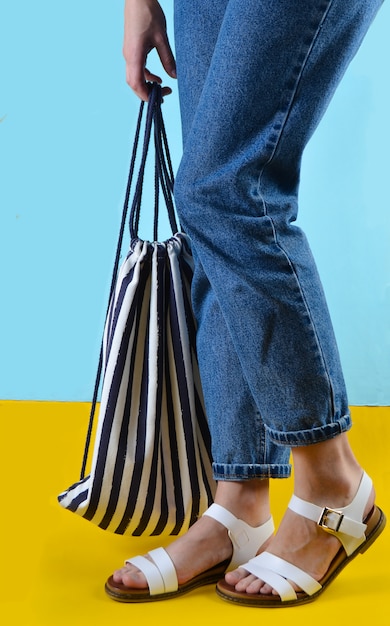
[{"x1": 1, "y1": 402, "x2": 389, "y2": 626}]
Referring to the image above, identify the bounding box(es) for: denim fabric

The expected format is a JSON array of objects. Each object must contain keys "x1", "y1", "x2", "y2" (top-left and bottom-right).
[{"x1": 173, "y1": 0, "x2": 382, "y2": 479}]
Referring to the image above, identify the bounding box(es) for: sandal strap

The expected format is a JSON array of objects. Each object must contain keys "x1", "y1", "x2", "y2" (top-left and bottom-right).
[
  {"x1": 203, "y1": 503, "x2": 274, "y2": 571},
  {"x1": 126, "y1": 547, "x2": 178, "y2": 596},
  {"x1": 123, "y1": 504, "x2": 273, "y2": 596},
  {"x1": 288, "y1": 471, "x2": 371, "y2": 556},
  {"x1": 244, "y1": 552, "x2": 322, "y2": 601}
]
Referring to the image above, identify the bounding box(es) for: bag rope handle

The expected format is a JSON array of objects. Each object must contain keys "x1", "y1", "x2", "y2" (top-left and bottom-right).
[{"x1": 80, "y1": 83, "x2": 179, "y2": 479}]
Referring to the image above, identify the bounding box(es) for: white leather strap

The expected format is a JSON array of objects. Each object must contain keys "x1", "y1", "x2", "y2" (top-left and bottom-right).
[
  {"x1": 126, "y1": 547, "x2": 178, "y2": 596},
  {"x1": 288, "y1": 472, "x2": 371, "y2": 556},
  {"x1": 244, "y1": 552, "x2": 322, "y2": 602},
  {"x1": 288, "y1": 496, "x2": 366, "y2": 538},
  {"x1": 126, "y1": 556, "x2": 165, "y2": 595},
  {"x1": 203, "y1": 503, "x2": 274, "y2": 570},
  {"x1": 244, "y1": 556, "x2": 298, "y2": 601},
  {"x1": 203, "y1": 502, "x2": 240, "y2": 529}
]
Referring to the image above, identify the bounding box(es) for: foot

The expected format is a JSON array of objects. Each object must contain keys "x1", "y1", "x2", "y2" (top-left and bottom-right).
[
  {"x1": 113, "y1": 513, "x2": 234, "y2": 589},
  {"x1": 226, "y1": 469, "x2": 375, "y2": 597},
  {"x1": 113, "y1": 479, "x2": 272, "y2": 590}
]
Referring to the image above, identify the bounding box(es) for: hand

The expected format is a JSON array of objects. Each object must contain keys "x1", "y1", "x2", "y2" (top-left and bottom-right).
[{"x1": 123, "y1": 0, "x2": 176, "y2": 101}]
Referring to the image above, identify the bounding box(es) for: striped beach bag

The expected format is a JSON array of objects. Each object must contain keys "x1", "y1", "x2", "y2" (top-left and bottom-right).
[{"x1": 58, "y1": 84, "x2": 215, "y2": 536}]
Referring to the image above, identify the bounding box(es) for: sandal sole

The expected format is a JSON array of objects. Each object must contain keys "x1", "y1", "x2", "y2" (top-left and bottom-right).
[{"x1": 105, "y1": 560, "x2": 229, "y2": 603}]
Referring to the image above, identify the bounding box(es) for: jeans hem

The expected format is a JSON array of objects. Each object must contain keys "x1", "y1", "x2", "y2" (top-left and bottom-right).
[
  {"x1": 212, "y1": 463, "x2": 292, "y2": 480},
  {"x1": 266, "y1": 414, "x2": 352, "y2": 446}
]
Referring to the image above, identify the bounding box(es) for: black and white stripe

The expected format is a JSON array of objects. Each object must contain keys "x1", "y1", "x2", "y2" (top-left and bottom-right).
[{"x1": 58, "y1": 233, "x2": 215, "y2": 536}]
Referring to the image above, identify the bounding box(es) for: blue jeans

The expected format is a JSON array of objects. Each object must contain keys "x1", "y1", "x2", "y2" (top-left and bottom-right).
[{"x1": 173, "y1": 0, "x2": 382, "y2": 480}]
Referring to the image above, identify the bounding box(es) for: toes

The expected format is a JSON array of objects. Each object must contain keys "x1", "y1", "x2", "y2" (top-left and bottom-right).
[
  {"x1": 234, "y1": 573, "x2": 259, "y2": 593},
  {"x1": 111, "y1": 565, "x2": 148, "y2": 589},
  {"x1": 121, "y1": 569, "x2": 147, "y2": 589},
  {"x1": 259, "y1": 583, "x2": 275, "y2": 595},
  {"x1": 244, "y1": 577, "x2": 266, "y2": 595},
  {"x1": 225, "y1": 567, "x2": 280, "y2": 597},
  {"x1": 225, "y1": 566, "x2": 249, "y2": 586},
  {"x1": 112, "y1": 566, "x2": 127, "y2": 583}
]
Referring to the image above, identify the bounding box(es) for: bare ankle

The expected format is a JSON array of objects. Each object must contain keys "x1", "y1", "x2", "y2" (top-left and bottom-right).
[
  {"x1": 215, "y1": 479, "x2": 271, "y2": 526},
  {"x1": 291, "y1": 433, "x2": 364, "y2": 506}
]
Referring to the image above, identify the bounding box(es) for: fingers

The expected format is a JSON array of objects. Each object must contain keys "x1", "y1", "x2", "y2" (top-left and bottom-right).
[
  {"x1": 124, "y1": 35, "x2": 176, "y2": 101},
  {"x1": 123, "y1": 0, "x2": 176, "y2": 101},
  {"x1": 155, "y1": 32, "x2": 176, "y2": 81},
  {"x1": 124, "y1": 48, "x2": 153, "y2": 101},
  {"x1": 126, "y1": 66, "x2": 172, "y2": 101},
  {"x1": 145, "y1": 69, "x2": 173, "y2": 98}
]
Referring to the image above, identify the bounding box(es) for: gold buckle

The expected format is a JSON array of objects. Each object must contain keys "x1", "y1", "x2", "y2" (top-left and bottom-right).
[{"x1": 318, "y1": 507, "x2": 344, "y2": 532}]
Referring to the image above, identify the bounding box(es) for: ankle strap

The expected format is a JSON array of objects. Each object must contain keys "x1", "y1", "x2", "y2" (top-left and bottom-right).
[
  {"x1": 203, "y1": 503, "x2": 274, "y2": 570},
  {"x1": 288, "y1": 472, "x2": 372, "y2": 556}
]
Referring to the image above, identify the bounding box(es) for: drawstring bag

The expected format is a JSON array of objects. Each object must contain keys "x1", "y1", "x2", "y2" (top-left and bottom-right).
[{"x1": 58, "y1": 84, "x2": 215, "y2": 536}]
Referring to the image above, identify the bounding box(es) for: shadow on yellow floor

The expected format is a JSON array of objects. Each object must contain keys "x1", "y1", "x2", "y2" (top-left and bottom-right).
[{"x1": 0, "y1": 402, "x2": 389, "y2": 626}]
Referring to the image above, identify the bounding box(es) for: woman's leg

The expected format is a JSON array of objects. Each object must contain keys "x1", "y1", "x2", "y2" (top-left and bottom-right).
[
  {"x1": 175, "y1": 0, "x2": 292, "y2": 483},
  {"x1": 191, "y1": 253, "x2": 291, "y2": 481},
  {"x1": 173, "y1": 0, "x2": 382, "y2": 598},
  {"x1": 175, "y1": 0, "x2": 291, "y2": 483},
  {"x1": 174, "y1": 0, "x2": 382, "y2": 447}
]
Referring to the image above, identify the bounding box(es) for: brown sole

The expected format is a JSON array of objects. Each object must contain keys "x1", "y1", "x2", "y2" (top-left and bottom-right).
[
  {"x1": 215, "y1": 505, "x2": 386, "y2": 608},
  {"x1": 105, "y1": 558, "x2": 230, "y2": 603}
]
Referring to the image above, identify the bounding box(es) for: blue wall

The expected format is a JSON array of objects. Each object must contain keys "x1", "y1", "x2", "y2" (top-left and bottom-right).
[{"x1": 1, "y1": 2, "x2": 389, "y2": 404}]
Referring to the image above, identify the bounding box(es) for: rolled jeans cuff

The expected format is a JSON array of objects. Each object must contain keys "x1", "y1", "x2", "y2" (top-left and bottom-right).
[
  {"x1": 266, "y1": 414, "x2": 352, "y2": 447},
  {"x1": 212, "y1": 463, "x2": 292, "y2": 481}
]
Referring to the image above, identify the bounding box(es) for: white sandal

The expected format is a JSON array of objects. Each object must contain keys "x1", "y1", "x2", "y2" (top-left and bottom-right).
[
  {"x1": 216, "y1": 472, "x2": 386, "y2": 607},
  {"x1": 105, "y1": 503, "x2": 274, "y2": 602}
]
